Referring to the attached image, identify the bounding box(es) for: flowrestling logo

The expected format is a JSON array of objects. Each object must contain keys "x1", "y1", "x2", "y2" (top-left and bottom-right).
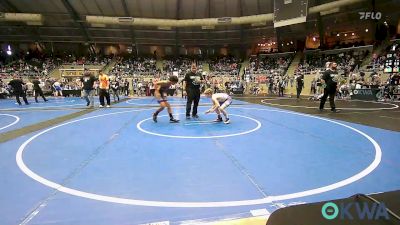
[
  {"x1": 321, "y1": 202, "x2": 389, "y2": 220},
  {"x1": 359, "y1": 12, "x2": 382, "y2": 20}
]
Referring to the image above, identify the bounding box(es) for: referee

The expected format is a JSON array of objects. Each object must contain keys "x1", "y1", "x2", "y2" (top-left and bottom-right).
[
  {"x1": 319, "y1": 62, "x2": 340, "y2": 112},
  {"x1": 184, "y1": 63, "x2": 203, "y2": 119},
  {"x1": 32, "y1": 77, "x2": 48, "y2": 103}
]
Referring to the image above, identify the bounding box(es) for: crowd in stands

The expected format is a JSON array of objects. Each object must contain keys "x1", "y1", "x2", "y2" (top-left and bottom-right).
[
  {"x1": 163, "y1": 56, "x2": 204, "y2": 75},
  {"x1": 61, "y1": 55, "x2": 112, "y2": 65},
  {"x1": 0, "y1": 58, "x2": 57, "y2": 78},
  {"x1": 209, "y1": 56, "x2": 241, "y2": 76},
  {"x1": 297, "y1": 49, "x2": 369, "y2": 76},
  {"x1": 2, "y1": 40, "x2": 399, "y2": 101},
  {"x1": 0, "y1": 55, "x2": 113, "y2": 79},
  {"x1": 248, "y1": 55, "x2": 293, "y2": 75},
  {"x1": 241, "y1": 55, "x2": 293, "y2": 95},
  {"x1": 110, "y1": 57, "x2": 159, "y2": 78},
  {"x1": 368, "y1": 41, "x2": 400, "y2": 71}
]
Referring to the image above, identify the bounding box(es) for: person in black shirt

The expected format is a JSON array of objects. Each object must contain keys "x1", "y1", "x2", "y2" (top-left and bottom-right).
[
  {"x1": 319, "y1": 62, "x2": 340, "y2": 112},
  {"x1": 296, "y1": 74, "x2": 304, "y2": 99},
  {"x1": 8, "y1": 76, "x2": 29, "y2": 105},
  {"x1": 80, "y1": 69, "x2": 97, "y2": 107},
  {"x1": 184, "y1": 63, "x2": 203, "y2": 119},
  {"x1": 32, "y1": 77, "x2": 48, "y2": 103}
]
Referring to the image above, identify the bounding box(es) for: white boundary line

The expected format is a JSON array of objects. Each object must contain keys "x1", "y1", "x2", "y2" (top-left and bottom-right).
[
  {"x1": 137, "y1": 113, "x2": 261, "y2": 139},
  {"x1": 0, "y1": 114, "x2": 20, "y2": 131},
  {"x1": 184, "y1": 122, "x2": 218, "y2": 126},
  {"x1": 16, "y1": 107, "x2": 382, "y2": 207},
  {"x1": 0, "y1": 103, "x2": 86, "y2": 111},
  {"x1": 183, "y1": 121, "x2": 219, "y2": 126},
  {"x1": 260, "y1": 99, "x2": 399, "y2": 111},
  {"x1": 0, "y1": 98, "x2": 103, "y2": 110}
]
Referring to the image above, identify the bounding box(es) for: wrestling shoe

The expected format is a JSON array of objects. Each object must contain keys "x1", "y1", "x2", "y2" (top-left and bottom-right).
[
  {"x1": 170, "y1": 118, "x2": 180, "y2": 123},
  {"x1": 224, "y1": 118, "x2": 230, "y2": 124},
  {"x1": 153, "y1": 113, "x2": 157, "y2": 123},
  {"x1": 192, "y1": 115, "x2": 199, "y2": 119},
  {"x1": 214, "y1": 117, "x2": 223, "y2": 122}
]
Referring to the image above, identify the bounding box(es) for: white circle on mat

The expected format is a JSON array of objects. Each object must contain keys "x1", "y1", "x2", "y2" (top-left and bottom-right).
[
  {"x1": 260, "y1": 99, "x2": 398, "y2": 111},
  {"x1": 137, "y1": 113, "x2": 261, "y2": 139},
  {"x1": 0, "y1": 114, "x2": 20, "y2": 131},
  {"x1": 16, "y1": 107, "x2": 382, "y2": 207}
]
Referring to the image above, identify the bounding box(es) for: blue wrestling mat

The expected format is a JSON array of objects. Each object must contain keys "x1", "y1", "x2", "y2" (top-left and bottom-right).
[{"x1": 0, "y1": 97, "x2": 399, "y2": 225}]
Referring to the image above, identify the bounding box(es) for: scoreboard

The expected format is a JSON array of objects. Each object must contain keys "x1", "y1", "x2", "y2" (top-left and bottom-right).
[
  {"x1": 274, "y1": 0, "x2": 308, "y2": 28},
  {"x1": 384, "y1": 53, "x2": 399, "y2": 73}
]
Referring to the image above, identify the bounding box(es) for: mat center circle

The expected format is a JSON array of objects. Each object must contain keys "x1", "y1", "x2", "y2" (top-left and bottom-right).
[{"x1": 136, "y1": 113, "x2": 262, "y2": 139}]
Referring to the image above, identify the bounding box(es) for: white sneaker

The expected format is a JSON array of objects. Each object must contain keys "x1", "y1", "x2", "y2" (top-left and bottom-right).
[
  {"x1": 224, "y1": 118, "x2": 230, "y2": 124},
  {"x1": 106, "y1": 105, "x2": 110, "y2": 108},
  {"x1": 99, "y1": 105, "x2": 104, "y2": 108}
]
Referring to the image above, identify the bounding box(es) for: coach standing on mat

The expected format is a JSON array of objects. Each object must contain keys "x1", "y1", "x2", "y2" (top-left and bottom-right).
[
  {"x1": 184, "y1": 63, "x2": 203, "y2": 119},
  {"x1": 319, "y1": 62, "x2": 340, "y2": 112},
  {"x1": 8, "y1": 76, "x2": 29, "y2": 105}
]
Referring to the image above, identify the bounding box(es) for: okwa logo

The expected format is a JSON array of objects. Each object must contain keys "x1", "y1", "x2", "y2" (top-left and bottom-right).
[{"x1": 321, "y1": 202, "x2": 389, "y2": 220}]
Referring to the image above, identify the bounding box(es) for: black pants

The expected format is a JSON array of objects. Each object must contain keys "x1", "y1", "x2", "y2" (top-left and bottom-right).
[
  {"x1": 125, "y1": 87, "x2": 129, "y2": 96},
  {"x1": 279, "y1": 87, "x2": 284, "y2": 97},
  {"x1": 296, "y1": 87, "x2": 303, "y2": 98},
  {"x1": 168, "y1": 89, "x2": 176, "y2": 96},
  {"x1": 111, "y1": 88, "x2": 119, "y2": 101},
  {"x1": 319, "y1": 88, "x2": 336, "y2": 110},
  {"x1": 15, "y1": 92, "x2": 29, "y2": 105},
  {"x1": 34, "y1": 89, "x2": 47, "y2": 102},
  {"x1": 186, "y1": 89, "x2": 200, "y2": 116},
  {"x1": 99, "y1": 89, "x2": 111, "y2": 106},
  {"x1": 311, "y1": 86, "x2": 316, "y2": 94}
]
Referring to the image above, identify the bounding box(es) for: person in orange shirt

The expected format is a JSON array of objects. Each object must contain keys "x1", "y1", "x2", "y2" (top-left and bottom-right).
[{"x1": 98, "y1": 71, "x2": 111, "y2": 108}]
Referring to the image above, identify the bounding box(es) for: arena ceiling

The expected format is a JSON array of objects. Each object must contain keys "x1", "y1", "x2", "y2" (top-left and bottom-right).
[{"x1": 0, "y1": 0, "x2": 398, "y2": 46}]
